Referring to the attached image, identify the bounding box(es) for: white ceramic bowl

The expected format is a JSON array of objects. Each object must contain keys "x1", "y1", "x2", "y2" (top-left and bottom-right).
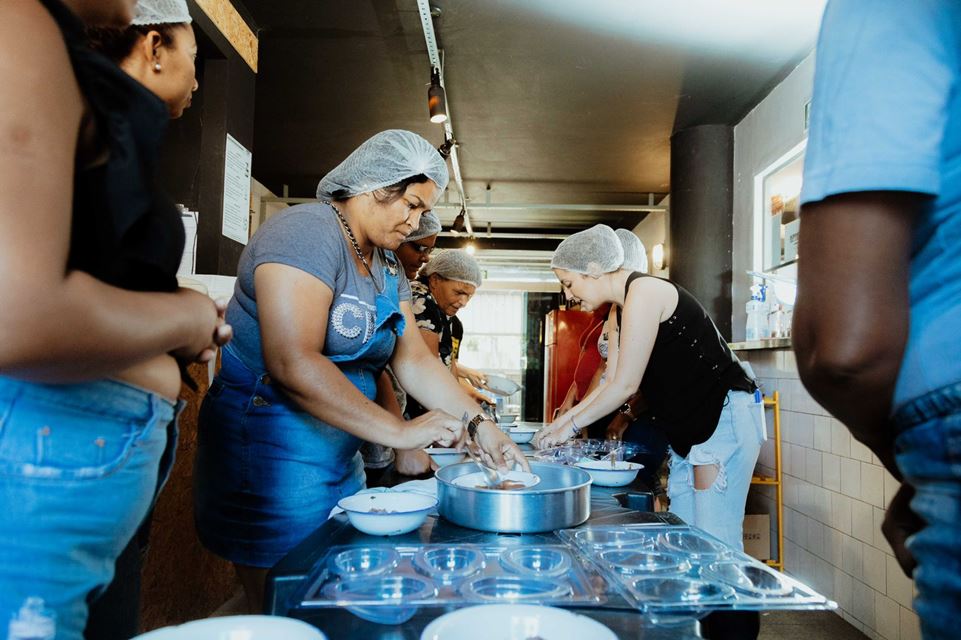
[
  {"x1": 507, "y1": 427, "x2": 539, "y2": 444},
  {"x1": 421, "y1": 604, "x2": 616, "y2": 640},
  {"x1": 132, "y1": 616, "x2": 326, "y2": 640},
  {"x1": 575, "y1": 460, "x2": 644, "y2": 487},
  {"x1": 424, "y1": 447, "x2": 466, "y2": 467},
  {"x1": 497, "y1": 414, "x2": 519, "y2": 425},
  {"x1": 337, "y1": 492, "x2": 436, "y2": 536}
]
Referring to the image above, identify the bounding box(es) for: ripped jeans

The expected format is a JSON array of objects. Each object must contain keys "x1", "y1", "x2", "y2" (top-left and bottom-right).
[{"x1": 668, "y1": 390, "x2": 764, "y2": 550}]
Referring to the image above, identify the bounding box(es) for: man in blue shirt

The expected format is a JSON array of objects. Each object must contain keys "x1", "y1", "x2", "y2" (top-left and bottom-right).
[{"x1": 794, "y1": 1, "x2": 960, "y2": 637}]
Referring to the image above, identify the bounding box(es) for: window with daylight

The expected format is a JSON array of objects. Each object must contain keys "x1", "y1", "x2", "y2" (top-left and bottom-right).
[{"x1": 455, "y1": 290, "x2": 526, "y2": 415}]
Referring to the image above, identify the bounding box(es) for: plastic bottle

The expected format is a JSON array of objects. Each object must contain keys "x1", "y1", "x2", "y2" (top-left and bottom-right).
[
  {"x1": 6, "y1": 598, "x2": 55, "y2": 640},
  {"x1": 769, "y1": 304, "x2": 784, "y2": 338},
  {"x1": 745, "y1": 285, "x2": 768, "y2": 341}
]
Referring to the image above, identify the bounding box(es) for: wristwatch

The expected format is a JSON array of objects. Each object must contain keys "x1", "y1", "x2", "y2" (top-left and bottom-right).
[{"x1": 467, "y1": 413, "x2": 486, "y2": 439}]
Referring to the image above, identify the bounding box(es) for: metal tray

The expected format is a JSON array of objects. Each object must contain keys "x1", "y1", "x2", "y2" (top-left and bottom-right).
[
  {"x1": 435, "y1": 461, "x2": 591, "y2": 533},
  {"x1": 560, "y1": 524, "x2": 836, "y2": 614},
  {"x1": 298, "y1": 542, "x2": 604, "y2": 622}
]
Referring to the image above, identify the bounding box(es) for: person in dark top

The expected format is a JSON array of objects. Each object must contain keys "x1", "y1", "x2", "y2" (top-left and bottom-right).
[
  {"x1": 405, "y1": 249, "x2": 487, "y2": 418},
  {"x1": 83, "y1": 3, "x2": 202, "y2": 637},
  {"x1": 535, "y1": 225, "x2": 763, "y2": 552},
  {"x1": 0, "y1": 0, "x2": 228, "y2": 637}
]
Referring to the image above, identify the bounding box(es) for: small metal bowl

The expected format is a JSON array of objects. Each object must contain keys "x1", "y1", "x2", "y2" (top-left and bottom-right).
[
  {"x1": 413, "y1": 546, "x2": 486, "y2": 583},
  {"x1": 500, "y1": 547, "x2": 572, "y2": 578},
  {"x1": 657, "y1": 530, "x2": 731, "y2": 562},
  {"x1": 699, "y1": 561, "x2": 794, "y2": 597},
  {"x1": 573, "y1": 528, "x2": 658, "y2": 550},
  {"x1": 460, "y1": 575, "x2": 573, "y2": 602},
  {"x1": 330, "y1": 547, "x2": 400, "y2": 577},
  {"x1": 629, "y1": 577, "x2": 734, "y2": 604},
  {"x1": 598, "y1": 549, "x2": 692, "y2": 576}
]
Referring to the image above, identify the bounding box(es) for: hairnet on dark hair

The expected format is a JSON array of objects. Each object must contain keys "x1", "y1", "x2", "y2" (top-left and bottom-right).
[{"x1": 317, "y1": 130, "x2": 450, "y2": 201}]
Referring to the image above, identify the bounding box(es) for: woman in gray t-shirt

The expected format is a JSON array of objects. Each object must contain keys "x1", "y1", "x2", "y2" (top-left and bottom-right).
[{"x1": 193, "y1": 130, "x2": 527, "y2": 612}]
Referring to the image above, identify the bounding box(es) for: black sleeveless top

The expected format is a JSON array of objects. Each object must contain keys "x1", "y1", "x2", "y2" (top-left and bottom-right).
[
  {"x1": 42, "y1": 0, "x2": 184, "y2": 293},
  {"x1": 621, "y1": 273, "x2": 756, "y2": 457}
]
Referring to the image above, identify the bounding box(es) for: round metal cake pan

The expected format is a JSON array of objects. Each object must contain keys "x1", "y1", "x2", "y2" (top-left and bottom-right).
[{"x1": 435, "y1": 462, "x2": 591, "y2": 533}]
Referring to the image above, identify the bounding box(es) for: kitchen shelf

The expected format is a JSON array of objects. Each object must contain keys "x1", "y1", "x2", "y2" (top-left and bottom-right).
[
  {"x1": 750, "y1": 392, "x2": 784, "y2": 571},
  {"x1": 729, "y1": 338, "x2": 792, "y2": 351}
]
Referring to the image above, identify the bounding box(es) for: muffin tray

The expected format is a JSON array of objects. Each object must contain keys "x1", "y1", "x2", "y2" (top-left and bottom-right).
[
  {"x1": 559, "y1": 524, "x2": 835, "y2": 614},
  {"x1": 533, "y1": 439, "x2": 644, "y2": 466},
  {"x1": 298, "y1": 543, "x2": 604, "y2": 623}
]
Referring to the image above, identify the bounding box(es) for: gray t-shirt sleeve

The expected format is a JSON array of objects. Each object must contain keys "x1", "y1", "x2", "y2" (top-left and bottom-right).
[
  {"x1": 396, "y1": 265, "x2": 412, "y2": 302},
  {"x1": 250, "y1": 206, "x2": 343, "y2": 292}
]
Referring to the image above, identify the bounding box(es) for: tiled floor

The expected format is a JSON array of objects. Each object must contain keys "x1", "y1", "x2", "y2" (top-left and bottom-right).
[{"x1": 760, "y1": 611, "x2": 869, "y2": 639}]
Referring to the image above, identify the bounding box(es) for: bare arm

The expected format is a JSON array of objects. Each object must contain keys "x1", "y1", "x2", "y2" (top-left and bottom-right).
[
  {"x1": 256, "y1": 263, "x2": 459, "y2": 450},
  {"x1": 794, "y1": 191, "x2": 923, "y2": 477},
  {"x1": 0, "y1": 3, "x2": 221, "y2": 382},
  {"x1": 455, "y1": 362, "x2": 488, "y2": 389},
  {"x1": 376, "y1": 369, "x2": 436, "y2": 475}
]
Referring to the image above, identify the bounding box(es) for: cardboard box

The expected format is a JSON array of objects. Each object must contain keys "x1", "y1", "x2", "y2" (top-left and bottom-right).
[{"x1": 743, "y1": 514, "x2": 771, "y2": 561}]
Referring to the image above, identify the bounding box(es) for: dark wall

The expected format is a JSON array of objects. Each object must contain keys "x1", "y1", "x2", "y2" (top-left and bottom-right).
[
  {"x1": 157, "y1": 2, "x2": 256, "y2": 276},
  {"x1": 669, "y1": 124, "x2": 734, "y2": 339}
]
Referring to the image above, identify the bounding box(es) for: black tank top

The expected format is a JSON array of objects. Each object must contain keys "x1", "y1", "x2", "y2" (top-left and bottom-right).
[
  {"x1": 41, "y1": 0, "x2": 184, "y2": 293},
  {"x1": 620, "y1": 273, "x2": 756, "y2": 457}
]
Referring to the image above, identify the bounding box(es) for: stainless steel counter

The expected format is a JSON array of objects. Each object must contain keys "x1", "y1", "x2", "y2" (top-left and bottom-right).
[{"x1": 265, "y1": 482, "x2": 705, "y2": 639}]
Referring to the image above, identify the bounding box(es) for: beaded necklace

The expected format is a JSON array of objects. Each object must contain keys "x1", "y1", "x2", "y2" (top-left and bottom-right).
[{"x1": 327, "y1": 200, "x2": 382, "y2": 292}]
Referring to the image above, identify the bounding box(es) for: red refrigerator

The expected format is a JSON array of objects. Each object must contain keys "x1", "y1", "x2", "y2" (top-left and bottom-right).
[{"x1": 543, "y1": 308, "x2": 600, "y2": 420}]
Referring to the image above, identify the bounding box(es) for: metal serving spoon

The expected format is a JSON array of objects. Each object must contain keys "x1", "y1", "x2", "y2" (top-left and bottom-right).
[{"x1": 461, "y1": 412, "x2": 504, "y2": 487}]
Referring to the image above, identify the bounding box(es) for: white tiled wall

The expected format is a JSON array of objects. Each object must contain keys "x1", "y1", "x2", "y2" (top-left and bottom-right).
[{"x1": 740, "y1": 348, "x2": 921, "y2": 640}]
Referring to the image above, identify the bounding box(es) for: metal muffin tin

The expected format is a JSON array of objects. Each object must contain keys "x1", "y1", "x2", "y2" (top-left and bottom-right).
[
  {"x1": 300, "y1": 542, "x2": 602, "y2": 622},
  {"x1": 435, "y1": 461, "x2": 591, "y2": 533},
  {"x1": 561, "y1": 524, "x2": 836, "y2": 614}
]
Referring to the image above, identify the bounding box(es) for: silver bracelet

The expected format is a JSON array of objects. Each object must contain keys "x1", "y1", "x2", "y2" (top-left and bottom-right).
[{"x1": 570, "y1": 416, "x2": 582, "y2": 435}]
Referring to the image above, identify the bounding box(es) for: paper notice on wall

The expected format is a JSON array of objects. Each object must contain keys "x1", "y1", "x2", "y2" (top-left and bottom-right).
[
  {"x1": 222, "y1": 134, "x2": 252, "y2": 245},
  {"x1": 177, "y1": 206, "x2": 198, "y2": 276}
]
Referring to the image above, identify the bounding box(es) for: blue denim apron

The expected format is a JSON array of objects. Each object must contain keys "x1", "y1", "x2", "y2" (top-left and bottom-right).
[{"x1": 194, "y1": 261, "x2": 406, "y2": 568}]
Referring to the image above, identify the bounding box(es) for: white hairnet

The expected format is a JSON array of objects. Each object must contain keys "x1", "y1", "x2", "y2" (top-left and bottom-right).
[
  {"x1": 132, "y1": 0, "x2": 191, "y2": 25},
  {"x1": 615, "y1": 229, "x2": 648, "y2": 273},
  {"x1": 405, "y1": 211, "x2": 442, "y2": 242},
  {"x1": 423, "y1": 249, "x2": 483, "y2": 288},
  {"x1": 316, "y1": 130, "x2": 450, "y2": 201},
  {"x1": 551, "y1": 224, "x2": 624, "y2": 276}
]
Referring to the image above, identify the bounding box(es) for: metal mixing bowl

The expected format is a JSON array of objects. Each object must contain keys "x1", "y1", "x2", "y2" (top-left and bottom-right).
[{"x1": 435, "y1": 462, "x2": 591, "y2": 533}]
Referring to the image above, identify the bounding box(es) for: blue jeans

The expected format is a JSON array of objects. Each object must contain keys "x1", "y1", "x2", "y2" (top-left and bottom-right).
[
  {"x1": 668, "y1": 390, "x2": 765, "y2": 550},
  {"x1": 0, "y1": 377, "x2": 176, "y2": 640},
  {"x1": 893, "y1": 381, "x2": 961, "y2": 640}
]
